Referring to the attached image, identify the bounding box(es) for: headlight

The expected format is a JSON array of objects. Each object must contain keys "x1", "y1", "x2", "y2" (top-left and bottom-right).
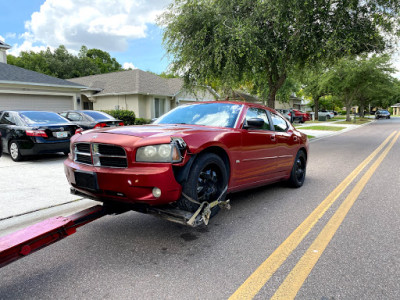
[{"x1": 136, "y1": 143, "x2": 182, "y2": 163}]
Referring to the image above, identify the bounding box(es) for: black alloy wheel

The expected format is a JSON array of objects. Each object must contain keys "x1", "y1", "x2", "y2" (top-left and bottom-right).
[
  {"x1": 177, "y1": 153, "x2": 227, "y2": 217},
  {"x1": 288, "y1": 150, "x2": 306, "y2": 188}
]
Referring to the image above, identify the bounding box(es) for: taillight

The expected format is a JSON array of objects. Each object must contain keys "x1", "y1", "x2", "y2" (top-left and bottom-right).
[
  {"x1": 288, "y1": 113, "x2": 291, "y2": 116},
  {"x1": 94, "y1": 123, "x2": 107, "y2": 128},
  {"x1": 118, "y1": 122, "x2": 124, "y2": 126},
  {"x1": 75, "y1": 128, "x2": 83, "y2": 134},
  {"x1": 26, "y1": 130, "x2": 47, "y2": 137}
]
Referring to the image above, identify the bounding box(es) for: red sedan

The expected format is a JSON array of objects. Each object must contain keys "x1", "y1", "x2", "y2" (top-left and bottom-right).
[
  {"x1": 64, "y1": 101, "x2": 308, "y2": 219},
  {"x1": 292, "y1": 109, "x2": 311, "y2": 122}
]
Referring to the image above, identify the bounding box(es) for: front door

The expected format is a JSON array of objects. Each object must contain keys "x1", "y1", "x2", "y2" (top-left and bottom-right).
[{"x1": 235, "y1": 107, "x2": 278, "y2": 187}]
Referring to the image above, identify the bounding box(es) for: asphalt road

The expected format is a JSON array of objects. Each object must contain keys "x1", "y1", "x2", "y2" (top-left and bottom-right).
[{"x1": 1, "y1": 118, "x2": 400, "y2": 299}]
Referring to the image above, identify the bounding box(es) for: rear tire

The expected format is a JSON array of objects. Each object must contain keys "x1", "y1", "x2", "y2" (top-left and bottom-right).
[
  {"x1": 9, "y1": 141, "x2": 23, "y2": 162},
  {"x1": 288, "y1": 150, "x2": 306, "y2": 188},
  {"x1": 177, "y1": 153, "x2": 228, "y2": 217}
]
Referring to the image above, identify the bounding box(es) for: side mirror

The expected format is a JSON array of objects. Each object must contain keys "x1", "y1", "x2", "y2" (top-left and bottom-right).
[{"x1": 244, "y1": 118, "x2": 264, "y2": 129}]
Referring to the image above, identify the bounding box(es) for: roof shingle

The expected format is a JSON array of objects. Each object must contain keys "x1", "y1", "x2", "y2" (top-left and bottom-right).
[
  {"x1": 0, "y1": 63, "x2": 85, "y2": 88},
  {"x1": 68, "y1": 69, "x2": 184, "y2": 96}
]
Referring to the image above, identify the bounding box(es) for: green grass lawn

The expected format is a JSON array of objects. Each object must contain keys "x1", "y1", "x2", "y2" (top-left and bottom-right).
[
  {"x1": 299, "y1": 125, "x2": 346, "y2": 131},
  {"x1": 335, "y1": 118, "x2": 371, "y2": 125},
  {"x1": 307, "y1": 135, "x2": 315, "y2": 139}
]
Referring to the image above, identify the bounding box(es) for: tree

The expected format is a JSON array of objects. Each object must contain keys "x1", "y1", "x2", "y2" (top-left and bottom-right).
[
  {"x1": 7, "y1": 45, "x2": 122, "y2": 79},
  {"x1": 320, "y1": 55, "x2": 397, "y2": 121},
  {"x1": 160, "y1": 0, "x2": 399, "y2": 108},
  {"x1": 86, "y1": 48, "x2": 122, "y2": 74}
]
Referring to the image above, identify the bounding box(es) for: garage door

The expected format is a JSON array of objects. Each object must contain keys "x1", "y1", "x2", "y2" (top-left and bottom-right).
[{"x1": 0, "y1": 94, "x2": 73, "y2": 112}]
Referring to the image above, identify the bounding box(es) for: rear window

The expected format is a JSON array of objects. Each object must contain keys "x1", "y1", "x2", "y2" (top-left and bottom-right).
[
  {"x1": 19, "y1": 111, "x2": 69, "y2": 125},
  {"x1": 83, "y1": 111, "x2": 114, "y2": 120}
]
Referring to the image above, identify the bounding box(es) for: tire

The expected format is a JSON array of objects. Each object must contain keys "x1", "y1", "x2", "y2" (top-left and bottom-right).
[
  {"x1": 63, "y1": 151, "x2": 69, "y2": 156},
  {"x1": 177, "y1": 153, "x2": 228, "y2": 217},
  {"x1": 9, "y1": 141, "x2": 23, "y2": 162},
  {"x1": 288, "y1": 150, "x2": 307, "y2": 188}
]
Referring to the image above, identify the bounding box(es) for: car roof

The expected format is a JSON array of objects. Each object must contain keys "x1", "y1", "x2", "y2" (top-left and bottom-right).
[{"x1": 188, "y1": 100, "x2": 277, "y2": 113}]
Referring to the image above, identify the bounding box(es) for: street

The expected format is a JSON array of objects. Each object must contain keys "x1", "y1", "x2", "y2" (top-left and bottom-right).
[{"x1": 1, "y1": 118, "x2": 400, "y2": 299}]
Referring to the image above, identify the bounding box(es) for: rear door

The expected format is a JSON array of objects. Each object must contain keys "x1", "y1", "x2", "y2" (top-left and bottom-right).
[
  {"x1": 270, "y1": 112, "x2": 298, "y2": 173},
  {"x1": 0, "y1": 111, "x2": 19, "y2": 152}
]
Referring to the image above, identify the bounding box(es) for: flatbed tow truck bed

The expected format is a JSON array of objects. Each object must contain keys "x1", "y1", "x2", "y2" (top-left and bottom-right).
[{"x1": 0, "y1": 193, "x2": 230, "y2": 268}]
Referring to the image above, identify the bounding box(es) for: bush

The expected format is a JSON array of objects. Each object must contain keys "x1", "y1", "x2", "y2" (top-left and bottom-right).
[
  {"x1": 101, "y1": 110, "x2": 135, "y2": 125},
  {"x1": 135, "y1": 118, "x2": 152, "y2": 125},
  {"x1": 339, "y1": 110, "x2": 347, "y2": 115}
]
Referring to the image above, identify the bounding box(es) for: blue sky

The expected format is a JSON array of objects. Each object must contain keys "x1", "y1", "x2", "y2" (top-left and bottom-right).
[{"x1": 0, "y1": 0, "x2": 172, "y2": 74}]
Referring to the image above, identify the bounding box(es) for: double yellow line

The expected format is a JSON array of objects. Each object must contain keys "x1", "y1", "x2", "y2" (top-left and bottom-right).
[{"x1": 230, "y1": 131, "x2": 400, "y2": 300}]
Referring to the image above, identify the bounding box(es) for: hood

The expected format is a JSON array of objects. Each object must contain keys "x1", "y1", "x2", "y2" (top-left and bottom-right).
[{"x1": 90, "y1": 124, "x2": 227, "y2": 139}]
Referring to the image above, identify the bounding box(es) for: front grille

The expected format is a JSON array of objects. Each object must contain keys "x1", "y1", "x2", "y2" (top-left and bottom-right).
[
  {"x1": 74, "y1": 143, "x2": 127, "y2": 168},
  {"x1": 76, "y1": 153, "x2": 92, "y2": 164},
  {"x1": 100, "y1": 156, "x2": 128, "y2": 168},
  {"x1": 98, "y1": 144, "x2": 125, "y2": 156},
  {"x1": 76, "y1": 143, "x2": 90, "y2": 153}
]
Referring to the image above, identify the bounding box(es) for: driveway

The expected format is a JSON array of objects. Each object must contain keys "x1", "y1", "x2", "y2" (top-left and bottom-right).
[{"x1": 0, "y1": 154, "x2": 97, "y2": 236}]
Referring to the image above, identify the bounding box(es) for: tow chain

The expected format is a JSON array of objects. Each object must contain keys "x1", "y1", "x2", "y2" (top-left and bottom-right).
[{"x1": 182, "y1": 186, "x2": 230, "y2": 226}]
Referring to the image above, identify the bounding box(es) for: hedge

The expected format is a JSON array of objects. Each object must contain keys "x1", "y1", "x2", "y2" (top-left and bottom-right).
[
  {"x1": 101, "y1": 110, "x2": 135, "y2": 125},
  {"x1": 135, "y1": 118, "x2": 152, "y2": 125}
]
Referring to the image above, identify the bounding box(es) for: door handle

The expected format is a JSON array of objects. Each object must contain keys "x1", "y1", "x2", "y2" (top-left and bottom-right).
[{"x1": 271, "y1": 135, "x2": 276, "y2": 141}]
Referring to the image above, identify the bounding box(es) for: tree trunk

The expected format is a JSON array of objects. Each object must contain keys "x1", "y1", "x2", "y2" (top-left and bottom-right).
[
  {"x1": 346, "y1": 104, "x2": 352, "y2": 122},
  {"x1": 314, "y1": 97, "x2": 320, "y2": 120},
  {"x1": 359, "y1": 100, "x2": 365, "y2": 118},
  {"x1": 267, "y1": 72, "x2": 286, "y2": 109},
  {"x1": 268, "y1": 90, "x2": 277, "y2": 108}
]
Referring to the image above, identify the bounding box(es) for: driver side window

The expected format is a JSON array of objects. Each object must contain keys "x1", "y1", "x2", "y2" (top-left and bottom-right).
[{"x1": 244, "y1": 108, "x2": 271, "y2": 130}]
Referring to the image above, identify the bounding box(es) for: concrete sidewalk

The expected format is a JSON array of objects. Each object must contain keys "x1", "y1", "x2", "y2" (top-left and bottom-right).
[{"x1": 296, "y1": 119, "x2": 373, "y2": 141}]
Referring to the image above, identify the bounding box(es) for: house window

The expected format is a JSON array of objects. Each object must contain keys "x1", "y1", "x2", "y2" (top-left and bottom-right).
[
  {"x1": 154, "y1": 98, "x2": 165, "y2": 118},
  {"x1": 83, "y1": 101, "x2": 93, "y2": 110}
]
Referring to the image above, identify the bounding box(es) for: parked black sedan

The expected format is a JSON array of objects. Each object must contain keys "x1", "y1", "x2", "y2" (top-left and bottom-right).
[
  {"x1": 0, "y1": 111, "x2": 82, "y2": 161},
  {"x1": 375, "y1": 109, "x2": 391, "y2": 119},
  {"x1": 59, "y1": 110, "x2": 124, "y2": 130}
]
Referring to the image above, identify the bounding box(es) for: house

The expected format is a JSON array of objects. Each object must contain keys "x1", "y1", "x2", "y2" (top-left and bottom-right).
[
  {"x1": 0, "y1": 42, "x2": 85, "y2": 111},
  {"x1": 0, "y1": 41, "x2": 11, "y2": 64},
  {"x1": 391, "y1": 103, "x2": 400, "y2": 116},
  {"x1": 0, "y1": 62, "x2": 86, "y2": 111},
  {"x1": 68, "y1": 70, "x2": 219, "y2": 119}
]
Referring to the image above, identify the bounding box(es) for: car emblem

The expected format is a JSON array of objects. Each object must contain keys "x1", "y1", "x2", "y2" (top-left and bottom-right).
[
  {"x1": 60, "y1": 127, "x2": 64, "y2": 131},
  {"x1": 92, "y1": 135, "x2": 98, "y2": 139}
]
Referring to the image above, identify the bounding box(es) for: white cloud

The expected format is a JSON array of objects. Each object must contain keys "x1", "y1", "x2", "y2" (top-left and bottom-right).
[
  {"x1": 123, "y1": 62, "x2": 136, "y2": 70},
  {"x1": 8, "y1": 41, "x2": 51, "y2": 56},
  {"x1": 0, "y1": 35, "x2": 4, "y2": 42},
  {"x1": 22, "y1": 0, "x2": 171, "y2": 52}
]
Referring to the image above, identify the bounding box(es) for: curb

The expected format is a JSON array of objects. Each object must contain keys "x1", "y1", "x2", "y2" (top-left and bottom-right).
[{"x1": 302, "y1": 120, "x2": 374, "y2": 142}]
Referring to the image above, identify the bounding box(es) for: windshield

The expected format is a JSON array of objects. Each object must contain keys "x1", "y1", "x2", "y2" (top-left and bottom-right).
[
  {"x1": 19, "y1": 111, "x2": 70, "y2": 125},
  {"x1": 83, "y1": 111, "x2": 114, "y2": 120},
  {"x1": 154, "y1": 103, "x2": 242, "y2": 128}
]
